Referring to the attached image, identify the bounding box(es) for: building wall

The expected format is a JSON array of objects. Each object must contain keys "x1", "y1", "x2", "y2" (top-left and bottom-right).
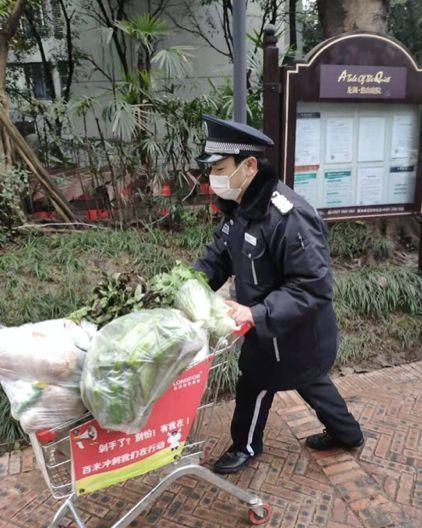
[{"x1": 8, "y1": 0, "x2": 292, "y2": 139}]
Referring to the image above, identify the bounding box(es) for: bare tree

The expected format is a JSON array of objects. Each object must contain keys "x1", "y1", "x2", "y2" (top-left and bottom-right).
[
  {"x1": 82, "y1": 0, "x2": 130, "y2": 76},
  {"x1": 168, "y1": 1, "x2": 289, "y2": 67},
  {"x1": 58, "y1": 0, "x2": 77, "y2": 103}
]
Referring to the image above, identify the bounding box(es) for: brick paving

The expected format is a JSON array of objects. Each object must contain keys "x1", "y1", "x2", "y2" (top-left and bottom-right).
[{"x1": 0, "y1": 361, "x2": 421, "y2": 527}]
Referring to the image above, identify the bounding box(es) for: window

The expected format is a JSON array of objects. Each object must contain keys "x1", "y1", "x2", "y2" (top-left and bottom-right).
[
  {"x1": 57, "y1": 61, "x2": 69, "y2": 95},
  {"x1": 51, "y1": 0, "x2": 65, "y2": 39},
  {"x1": 24, "y1": 63, "x2": 53, "y2": 100}
]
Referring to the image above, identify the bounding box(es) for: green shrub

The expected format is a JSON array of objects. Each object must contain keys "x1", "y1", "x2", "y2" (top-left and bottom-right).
[
  {"x1": 0, "y1": 389, "x2": 28, "y2": 448},
  {"x1": 334, "y1": 266, "x2": 422, "y2": 319},
  {"x1": 328, "y1": 221, "x2": 394, "y2": 261},
  {"x1": 0, "y1": 164, "x2": 29, "y2": 246}
]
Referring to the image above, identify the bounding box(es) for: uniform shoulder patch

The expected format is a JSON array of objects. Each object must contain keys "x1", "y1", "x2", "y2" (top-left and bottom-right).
[{"x1": 271, "y1": 191, "x2": 294, "y2": 215}]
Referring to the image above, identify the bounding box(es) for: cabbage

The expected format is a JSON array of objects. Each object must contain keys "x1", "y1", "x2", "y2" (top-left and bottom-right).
[
  {"x1": 80, "y1": 308, "x2": 207, "y2": 433},
  {"x1": 175, "y1": 279, "x2": 237, "y2": 338},
  {"x1": 174, "y1": 279, "x2": 213, "y2": 322}
]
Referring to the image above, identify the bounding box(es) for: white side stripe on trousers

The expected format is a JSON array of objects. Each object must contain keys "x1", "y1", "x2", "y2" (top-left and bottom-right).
[{"x1": 246, "y1": 390, "x2": 267, "y2": 456}]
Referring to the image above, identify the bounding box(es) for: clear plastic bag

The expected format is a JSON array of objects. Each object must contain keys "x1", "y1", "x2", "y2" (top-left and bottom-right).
[
  {"x1": 80, "y1": 308, "x2": 208, "y2": 434},
  {"x1": 1, "y1": 379, "x2": 86, "y2": 433},
  {"x1": 0, "y1": 319, "x2": 97, "y2": 386}
]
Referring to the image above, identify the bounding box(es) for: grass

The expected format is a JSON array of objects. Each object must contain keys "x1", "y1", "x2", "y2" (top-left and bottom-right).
[
  {"x1": 207, "y1": 342, "x2": 240, "y2": 401},
  {"x1": 0, "y1": 224, "x2": 213, "y2": 326},
  {"x1": 328, "y1": 221, "x2": 394, "y2": 261},
  {"x1": 0, "y1": 389, "x2": 27, "y2": 452},
  {"x1": 334, "y1": 266, "x2": 422, "y2": 319},
  {"x1": 334, "y1": 265, "x2": 421, "y2": 368},
  {"x1": 335, "y1": 312, "x2": 421, "y2": 366}
]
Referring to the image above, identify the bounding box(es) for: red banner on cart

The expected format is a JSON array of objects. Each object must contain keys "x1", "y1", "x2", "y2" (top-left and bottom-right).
[{"x1": 70, "y1": 357, "x2": 212, "y2": 495}]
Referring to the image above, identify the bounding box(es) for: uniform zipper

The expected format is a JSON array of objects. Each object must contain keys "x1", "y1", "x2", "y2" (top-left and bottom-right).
[
  {"x1": 273, "y1": 337, "x2": 280, "y2": 362},
  {"x1": 249, "y1": 253, "x2": 258, "y2": 285}
]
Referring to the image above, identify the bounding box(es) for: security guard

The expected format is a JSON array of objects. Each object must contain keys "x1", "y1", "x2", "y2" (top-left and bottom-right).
[{"x1": 194, "y1": 115, "x2": 364, "y2": 474}]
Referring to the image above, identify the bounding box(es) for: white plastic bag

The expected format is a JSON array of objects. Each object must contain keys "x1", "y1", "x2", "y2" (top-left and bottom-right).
[
  {"x1": 0, "y1": 319, "x2": 96, "y2": 386},
  {"x1": 0, "y1": 318, "x2": 96, "y2": 433},
  {"x1": 1, "y1": 379, "x2": 86, "y2": 433}
]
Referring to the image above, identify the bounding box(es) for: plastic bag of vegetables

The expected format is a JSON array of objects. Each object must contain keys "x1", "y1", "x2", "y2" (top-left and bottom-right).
[
  {"x1": 175, "y1": 279, "x2": 237, "y2": 338},
  {"x1": 0, "y1": 319, "x2": 95, "y2": 433},
  {"x1": 80, "y1": 308, "x2": 208, "y2": 434},
  {"x1": 0, "y1": 319, "x2": 97, "y2": 386},
  {"x1": 0, "y1": 378, "x2": 86, "y2": 433}
]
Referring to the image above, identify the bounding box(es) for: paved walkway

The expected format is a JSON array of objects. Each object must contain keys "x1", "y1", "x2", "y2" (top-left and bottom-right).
[{"x1": 0, "y1": 361, "x2": 421, "y2": 528}]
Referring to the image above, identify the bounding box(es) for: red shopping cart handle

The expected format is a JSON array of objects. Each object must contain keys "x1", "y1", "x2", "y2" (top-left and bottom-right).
[
  {"x1": 233, "y1": 323, "x2": 253, "y2": 336},
  {"x1": 36, "y1": 429, "x2": 58, "y2": 444}
]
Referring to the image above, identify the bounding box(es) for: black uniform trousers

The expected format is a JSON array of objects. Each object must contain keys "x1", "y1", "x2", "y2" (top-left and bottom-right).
[{"x1": 231, "y1": 373, "x2": 363, "y2": 456}]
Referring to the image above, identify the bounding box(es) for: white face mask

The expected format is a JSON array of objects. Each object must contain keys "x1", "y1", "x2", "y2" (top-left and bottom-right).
[{"x1": 209, "y1": 160, "x2": 248, "y2": 201}]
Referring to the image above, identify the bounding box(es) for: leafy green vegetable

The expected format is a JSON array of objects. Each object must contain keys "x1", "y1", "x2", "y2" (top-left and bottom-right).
[
  {"x1": 175, "y1": 279, "x2": 213, "y2": 321},
  {"x1": 80, "y1": 309, "x2": 207, "y2": 433},
  {"x1": 149, "y1": 261, "x2": 209, "y2": 306},
  {"x1": 174, "y1": 279, "x2": 237, "y2": 338},
  {"x1": 68, "y1": 272, "x2": 161, "y2": 328}
]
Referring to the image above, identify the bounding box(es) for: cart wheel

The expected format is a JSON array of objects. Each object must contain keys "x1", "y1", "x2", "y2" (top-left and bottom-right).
[{"x1": 248, "y1": 503, "x2": 271, "y2": 525}]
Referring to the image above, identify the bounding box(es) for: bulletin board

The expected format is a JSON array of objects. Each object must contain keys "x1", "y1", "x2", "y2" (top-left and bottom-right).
[
  {"x1": 293, "y1": 102, "x2": 420, "y2": 217},
  {"x1": 263, "y1": 31, "x2": 422, "y2": 221}
]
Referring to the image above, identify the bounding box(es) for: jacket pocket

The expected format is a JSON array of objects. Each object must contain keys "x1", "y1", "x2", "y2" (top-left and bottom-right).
[{"x1": 241, "y1": 244, "x2": 266, "y2": 286}]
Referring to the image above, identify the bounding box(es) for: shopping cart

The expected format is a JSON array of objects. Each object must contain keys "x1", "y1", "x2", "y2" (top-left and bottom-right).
[{"x1": 30, "y1": 327, "x2": 271, "y2": 527}]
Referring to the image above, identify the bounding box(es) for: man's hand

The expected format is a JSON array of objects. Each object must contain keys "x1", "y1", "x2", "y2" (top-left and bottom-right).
[{"x1": 225, "y1": 300, "x2": 255, "y2": 327}]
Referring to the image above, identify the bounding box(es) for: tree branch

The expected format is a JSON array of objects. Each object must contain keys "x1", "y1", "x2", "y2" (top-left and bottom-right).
[
  {"x1": 58, "y1": 0, "x2": 75, "y2": 102},
  {"x1": 81, "y1": 53, "x2": 114, "y2": 82},
  {"x1": 92, "y1": 0, "x2": 129, "y2": 75},
  {"x1": 167, "y1": 7, "x2": 231, "y2": 58}
]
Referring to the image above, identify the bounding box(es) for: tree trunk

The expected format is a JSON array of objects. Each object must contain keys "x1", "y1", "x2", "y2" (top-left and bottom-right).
[
  {"x1": 317, "y1": 0, "x2": 389, "y2": 37},
  {"x1": 0, "y1": 107, "x2": 79, "y2": 223},
  {"x1": 0, "y1": 35, "x2": 14, "y2": 166},
  {"x1": 0, "y1": 0, "x2": 29, "y2": 167},
  {"x1": 289, "y1": 0, "x2": 298, "y2": 52}
]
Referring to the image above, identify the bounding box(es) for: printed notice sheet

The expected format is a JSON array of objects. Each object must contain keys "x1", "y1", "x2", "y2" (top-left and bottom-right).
[
  {"x1": 294, "y1": 171, "x2": 318, "y2": 207},
  {"x1": 358, "y1": 117, "x2": 386, "y2": 162},
  {"x1": 388, "y1": 166, "x2": 416, "y2": 204},
  {"x1": 323, "y1": 170, "x2": 353, "y2": 207},
  {"x1": 356, "y1": 167, "x2": 384, "y2": 205},
  {"x1": 325, "y1": 117, "x2": 353, "y2": 164},
  {"x1": 295, "y1": 112, "x2": 321, "y2": 165},
  {"x1": 391, "y1": 115, "x2": 418, "y2": 160}
]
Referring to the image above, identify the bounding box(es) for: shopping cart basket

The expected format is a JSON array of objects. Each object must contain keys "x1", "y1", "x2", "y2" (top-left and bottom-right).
[{"x1": 30, "y1": 327, "x2": 271, "y2": 527}]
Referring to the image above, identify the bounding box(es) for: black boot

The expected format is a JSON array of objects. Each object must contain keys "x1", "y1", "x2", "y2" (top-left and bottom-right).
[
  {"x1": 213, "y1": 449, "x2": 257, "y2": 474},
  {"x1": 305, "y1": 429, "x2": 364, "y2": 451}
]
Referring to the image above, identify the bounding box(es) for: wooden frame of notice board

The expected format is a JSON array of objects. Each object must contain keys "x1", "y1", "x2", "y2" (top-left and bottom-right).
[{"x1": 262, "y1": 29, "x2": 422, "y2": 224}]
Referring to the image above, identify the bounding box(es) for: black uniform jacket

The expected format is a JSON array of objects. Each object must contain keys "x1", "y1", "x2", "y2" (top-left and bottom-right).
[{"x1": 194, "y1": 165, "x2": 338, "y2": 391}]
